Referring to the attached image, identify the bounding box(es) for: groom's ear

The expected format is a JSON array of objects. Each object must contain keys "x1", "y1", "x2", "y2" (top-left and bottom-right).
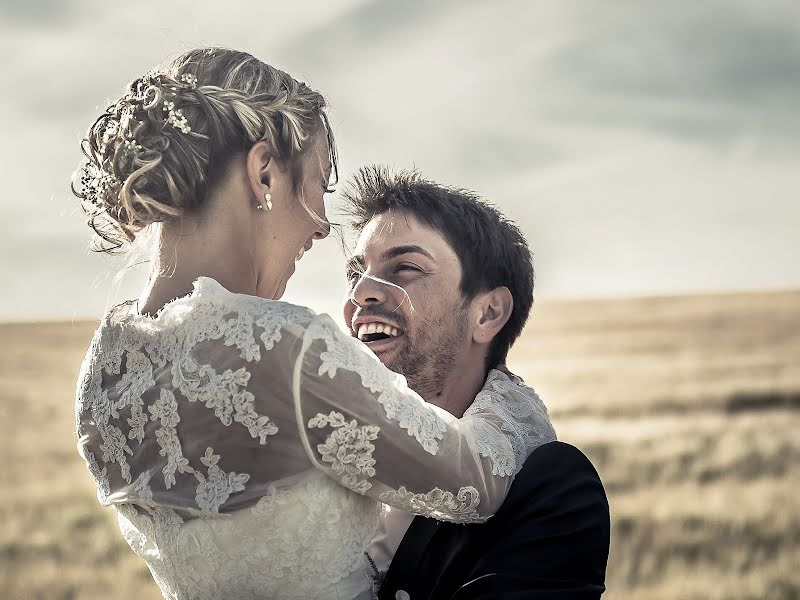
[{"x1": 470, "y1": 286, "x2": 513, "y2": 345}]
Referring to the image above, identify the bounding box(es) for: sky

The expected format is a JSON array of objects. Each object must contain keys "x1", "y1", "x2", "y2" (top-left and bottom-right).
[{"x1": 0, "y1": 0, "x2": 798, "y2": 321}]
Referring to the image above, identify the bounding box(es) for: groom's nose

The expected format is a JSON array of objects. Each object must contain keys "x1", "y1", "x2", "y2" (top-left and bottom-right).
[{"x1": 350, "y1": 272, "x2": 389, "y2": 307}]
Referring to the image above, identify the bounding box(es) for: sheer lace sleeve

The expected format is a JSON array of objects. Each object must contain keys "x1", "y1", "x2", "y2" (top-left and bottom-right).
[
  {"x1": 76, "y1": 278, "x2": 555, "y2": 525},
  {"x1": 291, "y1": 314, "x2": 556, "y2": 523}
]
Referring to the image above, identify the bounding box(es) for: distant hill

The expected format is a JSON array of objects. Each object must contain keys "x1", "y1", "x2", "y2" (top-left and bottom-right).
[{"x1": 510, "y1": 288, "x2": 800, "y2": 417}]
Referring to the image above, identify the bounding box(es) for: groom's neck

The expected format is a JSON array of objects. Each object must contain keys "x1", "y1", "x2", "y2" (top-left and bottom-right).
[{"x1": 421, "y1": 358, "x2": 488, "y2": 418}]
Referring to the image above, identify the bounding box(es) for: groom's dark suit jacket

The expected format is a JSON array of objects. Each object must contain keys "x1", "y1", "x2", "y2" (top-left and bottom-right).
[{"x1": 378, "y1": 441, "x2": 610, "y2": 599}]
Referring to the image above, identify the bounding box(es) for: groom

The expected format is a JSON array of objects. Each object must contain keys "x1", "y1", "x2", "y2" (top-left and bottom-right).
[{"x1": 342, "y1": 167, "x2": 610, "y2": 599}]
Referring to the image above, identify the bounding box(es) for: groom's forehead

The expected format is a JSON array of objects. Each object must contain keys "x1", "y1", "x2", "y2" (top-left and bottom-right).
[{"x1": 355, "y1": 212, "x2": 439, "y2": 255}]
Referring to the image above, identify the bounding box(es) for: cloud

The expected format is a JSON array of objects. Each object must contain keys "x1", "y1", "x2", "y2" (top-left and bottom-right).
[
  {"x1": 1, "y1": 0, "x2": 798, "y2": 319},
  {"x1": 525, "y1": 1, "x2": 800, "y2": 145}
]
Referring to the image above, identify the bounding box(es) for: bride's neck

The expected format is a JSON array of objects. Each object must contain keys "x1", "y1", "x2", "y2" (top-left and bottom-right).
[{"x1": 137, "y1": 219, "x2": 258, "y2": 316}]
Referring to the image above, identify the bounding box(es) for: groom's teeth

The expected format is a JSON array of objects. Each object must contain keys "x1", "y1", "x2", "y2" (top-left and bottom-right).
[
  {"x1": 355, "y1": 322, "x2": 404, "y2": 341},
  {"x1": 295, "y1": 247, "x2": 305, "y2": 261}
]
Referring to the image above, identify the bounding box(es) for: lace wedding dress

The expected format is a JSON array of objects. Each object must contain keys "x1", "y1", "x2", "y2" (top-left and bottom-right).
[{"x1": 76, "y1": 277, "x2": 556, "y2": 599}]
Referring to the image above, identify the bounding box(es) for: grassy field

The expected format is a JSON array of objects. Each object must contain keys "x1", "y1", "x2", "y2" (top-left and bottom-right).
[{"x1": 1, "y1": 289, "x2": 798, "y2": 599}]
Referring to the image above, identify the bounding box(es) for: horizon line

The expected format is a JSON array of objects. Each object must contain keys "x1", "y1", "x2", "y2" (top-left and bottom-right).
[{"x1": 3, "y1": 284, "x2": 799, "y2": 326}]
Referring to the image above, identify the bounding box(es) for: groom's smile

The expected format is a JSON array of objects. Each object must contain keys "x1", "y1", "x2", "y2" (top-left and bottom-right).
[
  {"x1": 353, "y1": 317, "x2": 404, "y2": 343},
  {"x1": 351, "y1": 311, "x2": 406, "y2": 356}
]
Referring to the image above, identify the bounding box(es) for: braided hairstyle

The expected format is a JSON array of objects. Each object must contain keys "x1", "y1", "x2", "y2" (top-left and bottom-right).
[{"x1": 72, "y1": 47, "x2": 337, "y2": 253}]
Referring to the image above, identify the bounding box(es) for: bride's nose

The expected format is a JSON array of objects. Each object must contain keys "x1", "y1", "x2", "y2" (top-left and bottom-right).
[{"x1": 313, "y1": 220, "x2": 330, "y2": 240}]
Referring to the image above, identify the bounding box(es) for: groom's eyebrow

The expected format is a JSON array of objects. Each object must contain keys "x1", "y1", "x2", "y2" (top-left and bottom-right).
[
  {"x1": 381, "y1": 245, "x2": 435, "y2": 261},
  {"x1": 347, "y1": 245, "x2": 434, "y2": 275}
]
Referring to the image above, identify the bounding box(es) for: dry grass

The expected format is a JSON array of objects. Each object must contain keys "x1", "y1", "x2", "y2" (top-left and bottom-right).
[
  {"x1": 0, "y1": 321, "x2": 157, "y2": 600},
  {"x1": 510, "y1": 289, "x2": 800, "y2": 600},
  {"x1": 1, "y1": 289, "x2": 798, "y2": 599}
]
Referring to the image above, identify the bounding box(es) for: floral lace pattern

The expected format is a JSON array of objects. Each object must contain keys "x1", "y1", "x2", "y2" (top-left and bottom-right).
[
  {"x1": 465, "y1": 369, "x2": 557, "y2": 476},
  {"x1": 116, "y1": 471, "x2": 379, "y2": 599},
  {"x1": 193, "y1": 448, "x2": 250, "y2": 512},
  {"x1": 76, "y1": 278, "x2": 313, "y2": 510},
  {"x1": 379, "y1": 485, "x2": 484, "y2": 524},
  {"x1": 308, "y1": 411, "x2": 379, "y2": 494},
  {"x1": 149, "y1": 389, "x2": 190, "y2": 489}
]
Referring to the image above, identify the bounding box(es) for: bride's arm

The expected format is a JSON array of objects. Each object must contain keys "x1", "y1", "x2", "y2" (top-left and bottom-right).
[
  {"x1": 289, "y1": 314, "x2": 555, "y2": 523},
  {"x1": 75, "y1": 295, "x2": 554, "y2": 520}
]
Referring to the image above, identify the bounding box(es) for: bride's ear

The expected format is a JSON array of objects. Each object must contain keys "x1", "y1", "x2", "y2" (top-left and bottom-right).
[
  {"x1": 471, "y1": 286, "x2": 514, "y2": 345},
  {"x1": 246, "y1": 141, "x2": 276, "y2": 207}
]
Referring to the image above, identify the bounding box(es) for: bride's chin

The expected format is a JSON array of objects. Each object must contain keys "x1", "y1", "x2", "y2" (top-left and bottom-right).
[{"x1": 273, "y1": 263, "x2": 295, "y2": 300}]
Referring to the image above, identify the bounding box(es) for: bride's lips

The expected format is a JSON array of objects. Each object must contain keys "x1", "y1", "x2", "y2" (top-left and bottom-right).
[{"x1": 295, "y1": 241, "x2": 314, "y2": 262}]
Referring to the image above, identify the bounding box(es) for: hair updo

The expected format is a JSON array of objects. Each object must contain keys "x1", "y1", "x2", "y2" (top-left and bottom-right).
[{"x1": 72, "y1": 47, "x2": 337, "y2": 253}]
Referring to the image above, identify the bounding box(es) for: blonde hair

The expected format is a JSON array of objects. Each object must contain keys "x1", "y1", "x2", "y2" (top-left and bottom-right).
[{"x1": 72, "y1": 47, "x2": 337, "y2": 253}]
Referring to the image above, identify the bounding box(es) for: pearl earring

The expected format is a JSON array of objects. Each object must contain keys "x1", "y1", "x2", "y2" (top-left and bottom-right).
[{"x1": 264, "y1": 193, "x2": 273, "y2": 210}]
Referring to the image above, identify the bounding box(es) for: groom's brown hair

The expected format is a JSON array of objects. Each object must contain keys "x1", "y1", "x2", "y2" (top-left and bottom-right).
[{"x1": 343, "y1": 166, "x2": 534, "y2": 369}]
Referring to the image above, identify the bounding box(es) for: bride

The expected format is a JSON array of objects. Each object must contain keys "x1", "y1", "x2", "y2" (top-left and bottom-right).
[{"x1": 73, "y1": 47, "x2": 555, "y2": 599}]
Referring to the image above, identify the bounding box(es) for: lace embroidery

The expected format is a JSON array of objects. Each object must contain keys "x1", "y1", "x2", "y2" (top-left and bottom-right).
[
  {"x1": 132, "y1": 470, "x2": 154, "y2": 500},
  {"x1": 98, "y1": 420, "x2": 133, "y2": 483},
  {"x1": 373, "y1": 386, "x2": 445, "y2": 455},
  {"x1": 232, "y1": 389, "x2": 279, "y2": 443},
  {"x1": 149, "y1": 388, "x2": 193, "y2": 489},
  {"x1": 77, "y1": 278, "x2": 315, "y2": 510},
  {"x1": 193, "y1": 447, "x2": 250, "y2": 512},
  {"x1": 465, "y1": 369, "x2": 557, "y2": 475},
  {"x1": 167, "y1": 301, "x2": 281, "y2": 442},
  {"x1": 116, "y1": 472, "x2": 378, "y2": 599},
  {"x1": 308, "y1": 411, "x2": 379, "y2": 494},
  {"x1": 463, "y1": 416, "x2": 517, "y2": 476},
  {"x1": 144, "y1": 327, "x2": 177, "y2": 368},
  {"x1": 379, "y1": 485, "x2": 485, "y2": 524},
  {"x1": 224, "y1": 312, "x2": 259, "y2": 361},
  {"x1": 171, "y1": 354, "x2": 250, "y2": 426},
  {"x1": 257, "y1": 302, "x2": 315, "y2": 351},
  {"x1": 308, "y1": 316, "x2": 447, "y2": 454},
  {"x1": 114, "y1": 350, "x2": 154, "y2": 443},
  {"x1": 83, "y1": 450, "x2": 110, "y2": 504}
]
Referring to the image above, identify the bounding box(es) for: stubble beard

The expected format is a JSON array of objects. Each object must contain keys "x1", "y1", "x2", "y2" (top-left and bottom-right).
[{"x1": 386, "y1": 308, "x2": 469, "y2": 401}]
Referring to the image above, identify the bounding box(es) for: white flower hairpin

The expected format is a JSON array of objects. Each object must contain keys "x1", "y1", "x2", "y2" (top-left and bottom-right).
[
  {"x1": 121, "y1": 139, "x2": 143, "y2": 159},
  {"x1": 180, "y1": 73, "x2": 198, "y2": 89},
  {"x1": 78, "y1": 162, "x2": 120, "y2": 206},
  {"x1": 162, "y1": 100, "x2": 191, "y2": 134}
]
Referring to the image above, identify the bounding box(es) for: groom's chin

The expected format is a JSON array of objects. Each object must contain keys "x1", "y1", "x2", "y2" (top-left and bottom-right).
[
  {"x1": 372, "y1": 343, "x2": 406, "y2": 373},
  {"x1": 372, "y1": 346, "x2": 398, "y2": 368},
  {"x1": 363, "y1": 334, "x2": 407, "y2": 368}
]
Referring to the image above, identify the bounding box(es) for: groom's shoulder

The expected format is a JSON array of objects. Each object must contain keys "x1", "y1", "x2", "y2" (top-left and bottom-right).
[
  {"x1": 522, "y1": 440, "x2": 601, "y2": 476},
  {"x1": 502, "y1": 441, "x2": 608, "y2": 514}
]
